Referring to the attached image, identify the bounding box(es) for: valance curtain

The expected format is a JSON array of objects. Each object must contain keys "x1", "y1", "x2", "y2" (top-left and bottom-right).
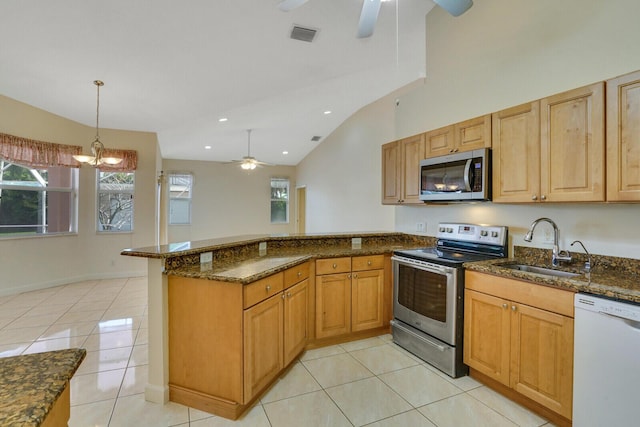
[
  {"x1": 0, "y1": 132, "x2": 138, "y2": 171},
  {"x1": 99, "y1": 148, "x2": 138, "y2": 172},
  {"x1": 0, "y1": 132, "x2": 82, "y2": 168}
]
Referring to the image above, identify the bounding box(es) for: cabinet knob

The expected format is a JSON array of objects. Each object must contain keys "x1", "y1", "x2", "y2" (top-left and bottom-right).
[
  {"x1": 287, "y1": 292, "x2": 291, "y2": 298},
  {"x1": 266, "y1": 285, "x2": 271, "y2": 292},
  {"x1": 532, "y1": 194, "x2": 537, "y2": 201},
  {"x1": 297, "y1": 271, "x2": 302, "y2": 277},
  {"x1": 332, "y1": 263, "x2": 337, "y2": 269},
  {"x1": 541, "y1": 195, "x2": 547, "y2": 201},
  {"x1": 367, "y1": 260, "x2": 372, "y2": 266},
  {"x1": 347, "y1": 274, "x2": 352, "y2": 279},
  {"x1": 502, "y1": 303, "x2": 508, "y2": 309},
  {"x1": 282, "y1": 293, "x2": 285, "y2": 300},
  {"x1": 511, "y1": 305, "x2": 517, "y2": 312}
]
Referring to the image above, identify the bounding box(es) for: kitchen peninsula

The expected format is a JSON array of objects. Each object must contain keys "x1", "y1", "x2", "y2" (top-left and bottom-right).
[{"x1": 121, "y1": 232, "x2": 430, "y2": 418}]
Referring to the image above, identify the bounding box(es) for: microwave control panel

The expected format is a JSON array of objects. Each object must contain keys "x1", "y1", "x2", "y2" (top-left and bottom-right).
[{"x1": 436, "y1": 222, "x2": 507, "y2": 246}]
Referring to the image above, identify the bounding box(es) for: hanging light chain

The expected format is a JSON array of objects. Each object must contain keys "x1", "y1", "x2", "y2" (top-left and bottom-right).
[{"x1": 94, "y1": 80, "x2": 104, "y2": 139}]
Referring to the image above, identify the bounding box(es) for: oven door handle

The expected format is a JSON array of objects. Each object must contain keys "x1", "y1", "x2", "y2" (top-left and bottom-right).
[{"x1": 391, "y1": 256, "x2": 454, "y2": 275}]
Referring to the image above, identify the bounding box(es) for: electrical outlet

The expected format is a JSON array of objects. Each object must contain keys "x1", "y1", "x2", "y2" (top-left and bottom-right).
[
  {"x1": 200, "y1": 252, "x2": 212, "y2": 263},
  {"x1": 416, "y1": 222, "x2": 425, "y2": 232},
  {"x1": 259, "y1": 242, "x2": 267, "y2": 256},
  {"x1": 352, "y1": 237, "x2": 362, "y2": 249}
]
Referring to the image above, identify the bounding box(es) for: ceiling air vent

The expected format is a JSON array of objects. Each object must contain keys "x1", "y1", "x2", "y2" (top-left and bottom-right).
[
  {"x1": 311, "y1": 136, "x2": 322, "y2": 142},
  {"x1": 290, "y1": 25, "x2": 318, "y2": 43}
]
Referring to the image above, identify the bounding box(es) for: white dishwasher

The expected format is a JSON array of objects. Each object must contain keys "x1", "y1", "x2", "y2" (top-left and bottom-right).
[{"x1": 573, "y1": 293, "x2": 640, "y2": 426}]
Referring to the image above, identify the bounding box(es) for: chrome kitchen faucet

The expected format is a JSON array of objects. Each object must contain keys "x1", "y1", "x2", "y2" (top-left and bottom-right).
[{"x1": 524, "y1": 217, "x2": 572, "y2": 267}]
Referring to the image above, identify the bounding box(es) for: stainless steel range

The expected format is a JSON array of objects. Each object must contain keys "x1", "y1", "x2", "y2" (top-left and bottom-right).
[{"x1": 391, "y1": 222, "x2": 508, "y2": 378}]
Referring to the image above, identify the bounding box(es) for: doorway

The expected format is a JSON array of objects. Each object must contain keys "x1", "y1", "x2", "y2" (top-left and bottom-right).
[{"x1": 295, "y1": 186, "x2": 306, "y2": 234}]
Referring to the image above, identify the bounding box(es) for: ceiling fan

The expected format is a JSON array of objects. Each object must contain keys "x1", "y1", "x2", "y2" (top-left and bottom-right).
[
  {"x1": 229, "y1": 129, "x2": 271, "y2": 170},
  {"x1": 278, "y1": 0, "x2": 473, "y2": 38}
]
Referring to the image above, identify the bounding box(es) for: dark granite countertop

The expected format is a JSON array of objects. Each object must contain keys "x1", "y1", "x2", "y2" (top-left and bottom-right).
[
  {"x1": 167, "y1": 242, "x2": 419, "y2": 284},
  {"x1": 464, "y1": 250, "x2": 640, "y2": 304},
  {"x1": 0, "y1": 348, "x2": 86, "y2": 426},
  {"x1": 121, "y1": 231, "x2": 413, "y2": 259}
]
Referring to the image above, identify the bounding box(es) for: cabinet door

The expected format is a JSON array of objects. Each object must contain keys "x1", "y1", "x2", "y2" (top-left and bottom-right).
[
  {"x1": 492, "y1": 102, "x2": 541, "y2": 203},
  {"x1": 243, "y1": 293, "x2": 283, "y2": 402},
  {"x1": 283, "y1": 279, "x2": 309, "y2": 366},
  {"x1": 351, "y1": 269, "x2": 384, "y2": 332},
  {"x1": 401, "y1": 134, "x2": 426, "y2": 204},
  {"x1": 454, "y1": 114, "x2": 492, "y2": 152},
  {"x1": 425, "y1": 125, "x2": 455, "y2": 157},
  {"x1": 463, "y1": 289, "x2": 511, "y2": 386},
  {"x1": 607, "y1": 70, "x2": 640, "y2": 201},
  {"x1": 315, "y1": 273, "x2": 351, "y2": 339},
  {"x1": 510, "y1": 303, "x2": 574, "y2": 420},
  {"x1": 381, "y1": 140, "x2": 402, "y2": 204},
  {"x1": 540, "y1": 82, "x2": 605, "y2": 202}
]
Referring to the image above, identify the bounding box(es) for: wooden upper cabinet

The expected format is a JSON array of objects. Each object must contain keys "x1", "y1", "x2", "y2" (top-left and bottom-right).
[
  {"x1": 424, "y1": 124, "x2": 455, "y2": 157},
  {"x1": 425, "y1": 115, "x2": 491, "y2": 158},
  {"x1": 454, "y1": 114, "x2": 492, "y2": 152},
  {"x1": 401, "y1": 134, "x2": 426, "y2": 204},
  {"x1": 492, "y1": 102, "x2": 541, "y2": 203},
  {"x1": 381, "y1": 140, "x2": 401, "y2": 204},
  {"x1": 540, "y1": 82, "x2": 605, "y2": 202},
  {"x1": 607, "y1": 70, "x2": 640, "y2": 201},
  {"x1": 381, "y1": 134, "x2": 425, "y2": 204}
]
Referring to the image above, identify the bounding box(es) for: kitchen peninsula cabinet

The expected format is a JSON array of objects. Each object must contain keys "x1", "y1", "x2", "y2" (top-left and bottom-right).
[
  {"x1": 381, "y1": 134, "x2": 425, "y2": 204},
  {"x1": 425, "y1": 114, "x2": 491, "y2": 157},
  {"x1": 168, "y1": 261, "x2": 310, "y2": 419},
  {"x1": 493, "y1": 83, "x2": 605, "y2": 203},
  {"x1": 606, "y1": 70, "x2": 640, "y2": 201},
  {"x1": 315, "y1": 255, "x2": 387, "y2": 339},
  {"x1": 464, "y1": 271, "x2": 574, "y2": 422}
]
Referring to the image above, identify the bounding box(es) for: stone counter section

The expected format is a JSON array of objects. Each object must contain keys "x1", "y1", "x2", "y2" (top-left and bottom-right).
[
  {"x1": 0, "y1": 348, "x2": 86, "y2": 426},
  {"x1": 465, "y1": 246, "x2": 640, "y2": 304}
]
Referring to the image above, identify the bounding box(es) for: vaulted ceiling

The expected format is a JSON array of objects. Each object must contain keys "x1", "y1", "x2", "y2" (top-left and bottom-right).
[{"x1": 0, "y1": 0, "x2": 436, "y2": 165}]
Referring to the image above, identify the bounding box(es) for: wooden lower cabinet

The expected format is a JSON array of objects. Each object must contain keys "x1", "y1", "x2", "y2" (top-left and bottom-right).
[
  {"x1": 464, "y1": 271, "x2": 574, "y2": 422},
  {"x1": 315, "y1": 255, "x2": 387, "y2": 339},
  {"x1": 168, "y1": 262, "x2": 310, "y2": 420},
  {"x1": 243, "y1": 292, "x2": 284, "y2": 401}
]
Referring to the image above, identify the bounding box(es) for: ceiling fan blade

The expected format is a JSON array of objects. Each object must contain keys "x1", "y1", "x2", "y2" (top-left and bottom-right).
[
  {"x1": 433, "y1": 0, "x2": 473, "y2": 17},
  {"x1": 278, "y1": 0, "x2": 309, "y2": 12},
  {"x1": 357, "y1": 0, "x2": 382, "y2": 38}
]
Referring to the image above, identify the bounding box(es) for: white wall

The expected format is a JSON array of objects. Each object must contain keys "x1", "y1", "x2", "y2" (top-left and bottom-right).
[
  {"x1": 296, "y1": 0, "x2": 640, "y2": 259},
  {"x1": 163, "y1": 159, "x2": 297, "y2": 242},
  {"x1": 296, "y1": 91, "x2": 398, "y2": 233},
  {"x1": 0, "y1": 95, "x2": 158, "y2": 295}
]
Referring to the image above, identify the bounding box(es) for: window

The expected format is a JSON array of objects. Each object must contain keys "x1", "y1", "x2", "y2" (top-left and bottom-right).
[
  {"x1": 169, "y1": 173, "x2": 193, "y2": 225},
  {"x1": 0, "y1": 160, "x2": 77, "y2": 236},
  {"x1": 270, "y1": 177, "x2": 289, "y2": 224},
  {"x1": 97, "y1": 171, "x2": 134, "y2": 232}
]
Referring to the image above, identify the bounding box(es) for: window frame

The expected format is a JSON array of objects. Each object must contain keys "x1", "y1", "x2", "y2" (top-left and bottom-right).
[
  {"x1": 168, "y1": 172, "x2": 194, "y2": 226},
  {"x1": 270, "y1": 177, "x2": 290, "y2": 224},
  {"x1": 96, "y1": 170, "x2": 135, "y2": 233},
  {"x1": 0, "y1": 160, "x2": 78, "y2": 238}
]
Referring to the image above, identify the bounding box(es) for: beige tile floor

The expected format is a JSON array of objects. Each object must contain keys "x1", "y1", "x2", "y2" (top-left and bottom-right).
[{"x1": 0, "y1": 277, "x2": 557, "y2": 427}]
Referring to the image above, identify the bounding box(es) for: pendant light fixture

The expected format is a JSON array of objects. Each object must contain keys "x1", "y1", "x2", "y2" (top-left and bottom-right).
[{"x1": 73, "y1": 80, "x2": 122, "y2": 167}]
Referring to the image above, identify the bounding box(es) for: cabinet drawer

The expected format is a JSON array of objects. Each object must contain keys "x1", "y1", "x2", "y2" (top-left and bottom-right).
[
  {"x1": 284, "y1": 261, "x2": 310, "y2": 289},
  {"x1": 465, "y1": 271, "x2": 574, "y2": 317},
  {"x1": 244, "y1": 272, "x2": 284, "y2": 309},
  {"x1": 352, "y1": 255, "x2": 385, "y2": 271},
  {"x1": 316, "y1": 257, "x2": 351, "y2": 275}
]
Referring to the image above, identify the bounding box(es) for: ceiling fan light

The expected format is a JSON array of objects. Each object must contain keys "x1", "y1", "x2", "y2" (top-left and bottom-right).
[
  {"x1": 434, "y1": 0, "x2": 473, "y2": 17},
  {"x1": 73, "y1": 154, "x2": 95, "y2": 163}
]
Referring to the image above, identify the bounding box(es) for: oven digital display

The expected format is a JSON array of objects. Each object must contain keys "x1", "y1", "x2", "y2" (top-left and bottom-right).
[{"x1": 458, "y1": 225, "x2": 474, "y2": 235}]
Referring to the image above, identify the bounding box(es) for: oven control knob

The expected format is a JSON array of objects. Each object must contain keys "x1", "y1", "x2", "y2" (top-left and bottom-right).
[
  {"x1": 439, "y1": 227, "x2": 445, "y2": 233},
  {"x1": 480, "y1": 230, "x2": 488, "y2": 237},
  {"x1": 446, "y1": 228, "x2": 453, "y2": 233},
  {"x1": 491, "y1": 231, "x2": 498, "y2": 238}
]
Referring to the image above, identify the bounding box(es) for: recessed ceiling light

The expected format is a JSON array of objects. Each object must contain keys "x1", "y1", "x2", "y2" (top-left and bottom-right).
[
  {"x1": 218, "y1": 117, "x2": 228, "y2": 122},
  {"x1": 323, "y1": 110, "x2": 332, "y2": 115},
  {"x1": 282, "y1": 151, "x2": 289, "y2": 155},
  {"x1": 204, "y1": 145, "x2": 212, "y2": 150}
]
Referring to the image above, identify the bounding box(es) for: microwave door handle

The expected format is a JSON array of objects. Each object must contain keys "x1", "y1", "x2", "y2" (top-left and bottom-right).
[{"x1": 463, "y1": 159, "x2": 472, "y2": 191}]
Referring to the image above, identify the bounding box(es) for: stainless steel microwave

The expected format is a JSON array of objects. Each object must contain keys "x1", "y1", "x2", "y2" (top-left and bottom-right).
[{"x1": 419, "y1": 148, "x2": 491, "y2": 202}]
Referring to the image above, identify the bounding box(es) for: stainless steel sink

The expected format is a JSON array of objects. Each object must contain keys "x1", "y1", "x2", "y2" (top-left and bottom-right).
[{"x1": 500, "y1": 263, "x2": 581, "y2": 278}]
